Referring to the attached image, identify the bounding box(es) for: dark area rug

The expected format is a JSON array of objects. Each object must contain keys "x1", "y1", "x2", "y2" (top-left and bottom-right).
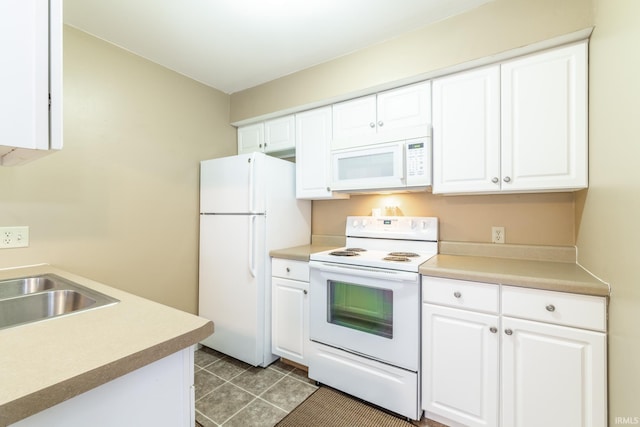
[{"x1": 275, "y1": 386, "x2": 415, "y2": 427}]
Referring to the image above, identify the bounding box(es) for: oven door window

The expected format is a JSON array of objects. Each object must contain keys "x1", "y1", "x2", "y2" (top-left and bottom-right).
[{"x1": 328, "y1": 280, "x2": 393, "y2": 339}]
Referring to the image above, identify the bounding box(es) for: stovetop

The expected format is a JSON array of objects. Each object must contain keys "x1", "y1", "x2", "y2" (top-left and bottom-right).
[{"x1": 310, "y1": 216, "x2": 438, "y2": 272}]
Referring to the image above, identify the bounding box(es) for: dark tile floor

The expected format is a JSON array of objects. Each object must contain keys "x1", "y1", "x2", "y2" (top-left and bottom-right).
[
  {"x1": 193, "y1": 346, "x2": 447, "y2": 427},
  {"x1": 194, "y1": 347, "x2": 318, "y2": 427}
]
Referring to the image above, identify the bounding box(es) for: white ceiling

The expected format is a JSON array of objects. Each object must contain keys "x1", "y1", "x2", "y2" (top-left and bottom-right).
[{"x1": 64, "y1": 0, "x2": 492, "y2": 94}]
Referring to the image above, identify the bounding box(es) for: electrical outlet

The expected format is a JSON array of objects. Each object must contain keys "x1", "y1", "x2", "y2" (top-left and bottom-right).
[
  {"x1": 492, "y1": 226, "x2": 505, "y2": 244},
  {"x1": 0, "y1": 226, "x2": 29, "y2": 249}
]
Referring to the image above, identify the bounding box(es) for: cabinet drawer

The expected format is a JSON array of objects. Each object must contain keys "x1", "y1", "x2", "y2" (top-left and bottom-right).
[
  {"x1": 272, "y1": 258, "x2": 309, "y2": 282},
  {"x1": 422, "y1": 276, "x2": 499, "y2": 314},
  {"x1": 501, "y1": 286, "x2": 607, "y2": 332}
]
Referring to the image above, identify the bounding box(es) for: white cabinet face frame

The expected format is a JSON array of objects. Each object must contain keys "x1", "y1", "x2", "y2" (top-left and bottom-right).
[
  {"x1": 295, "y1": 107, "x2": 349, "y2": 200},
  {"x1": 500, "y1": 41, "x2": 588, "y2": 192},
  {"x1": 432, "y1": 66, "x2": 501, "y2": 194},
  {"x1": 501, "y1": 316, "x2": 607, "y2": 427},
  {"x1": 331, "y1": 81, "x2": 431, "y2": 150},
  {"x1": 237, "y1": 123, "x2": 265, "y2": 154},
  {"x1": 422, "y1": 303, "x2": 500, "y2": 427},
  {"x1": 272, "y1": 276, "x2": 308, "y2": 365},
  {"x1": 264, "y1": 115, "x2": 295, "y2": 153}
]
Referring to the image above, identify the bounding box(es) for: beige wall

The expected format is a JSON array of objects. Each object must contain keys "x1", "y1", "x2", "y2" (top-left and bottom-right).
[
  {"x1": 577, "y1": 0, "x2": 640, "y2": 422},
  {"x1": 0, "y1": 27, "x2": 235, "y2": 313},
  {"x1": 314, "y1": 192, "x2": 576, "y2": 246},
  {"x1": 230, "y1": 0, "x2": 593, "y2": 123}
]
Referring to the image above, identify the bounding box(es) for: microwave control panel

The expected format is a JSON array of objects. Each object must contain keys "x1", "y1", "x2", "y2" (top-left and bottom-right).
[{"x1": 406, "y1": 138, "x2": 430, "y2": 185}]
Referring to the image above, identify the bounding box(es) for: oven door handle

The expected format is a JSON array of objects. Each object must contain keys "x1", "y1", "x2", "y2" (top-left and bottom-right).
[{"x1": 310, "y1": 262, "x2": 418, "y2": 283}]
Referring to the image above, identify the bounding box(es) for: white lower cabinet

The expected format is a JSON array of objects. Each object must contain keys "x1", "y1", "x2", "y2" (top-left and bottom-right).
[
  {"x1": 271, "y1": 258, "x2": 310, "y2": 366},
  {"x1": 421, "y1": 277, "x2": 607, "y2": 427},
  {"x1": 422, "y1": 304, "x2": 499, "y2": 427}
]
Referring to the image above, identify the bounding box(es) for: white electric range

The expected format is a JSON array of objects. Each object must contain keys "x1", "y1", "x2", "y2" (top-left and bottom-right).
[{"x1": 308, "y1": 216, "x2": 438, "y2": 421}]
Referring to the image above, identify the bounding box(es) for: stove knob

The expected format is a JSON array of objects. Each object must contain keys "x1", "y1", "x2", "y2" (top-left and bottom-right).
[
  {"x1": 352, "y1": 219, "x2": 359, "y2": 228},
  {"x1": 362, "y1": 219, "x2": 369, "y2": 227}
]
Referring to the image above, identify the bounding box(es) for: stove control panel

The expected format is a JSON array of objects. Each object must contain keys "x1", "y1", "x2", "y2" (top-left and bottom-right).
[{"x1": 346, "y1": 216, "x2": 438, "y2": 241}]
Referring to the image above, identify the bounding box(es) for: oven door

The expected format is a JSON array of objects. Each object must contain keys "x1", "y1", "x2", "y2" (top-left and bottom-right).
[{"x1": 309, "y1": 260, "x2": 420, "y2": 371}]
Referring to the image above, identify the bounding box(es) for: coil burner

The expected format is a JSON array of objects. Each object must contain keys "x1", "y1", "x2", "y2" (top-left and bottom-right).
[
  {"x1": 383, "y1": 256, "x2": 412, "y2": 262},
  {"x1": 387, "y1": 252, "x2": 419, "y2": 258}
]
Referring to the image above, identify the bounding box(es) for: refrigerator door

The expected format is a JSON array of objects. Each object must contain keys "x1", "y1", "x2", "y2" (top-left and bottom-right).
[
  {"x1": 199, "y1": 214, "x2": 271, "y2": 366},
  {"x1": 200, "y1": 152, "x2": 266, "y2": 214}
]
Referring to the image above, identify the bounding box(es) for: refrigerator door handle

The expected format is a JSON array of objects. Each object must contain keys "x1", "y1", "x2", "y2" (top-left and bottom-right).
[
  {"x1": 248, "y1": 153, "x2": 255, "y2": 213},
  {"x1": 248, "y1": 215, "x2": 256, "y2": 277}
]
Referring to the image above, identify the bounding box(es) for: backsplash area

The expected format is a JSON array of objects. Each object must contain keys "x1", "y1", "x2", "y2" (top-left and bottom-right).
[{"x1": 312, "y1": 191, "x2": 576, "y2": 247}]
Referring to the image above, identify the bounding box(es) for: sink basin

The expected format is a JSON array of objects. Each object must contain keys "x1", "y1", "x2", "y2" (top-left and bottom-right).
[
  {"x1": 0, "y1": 274, "x2": 119, "y2": 330},
  {"x1": 0, "y1": 276, "x2": 56, "y2": 299}
]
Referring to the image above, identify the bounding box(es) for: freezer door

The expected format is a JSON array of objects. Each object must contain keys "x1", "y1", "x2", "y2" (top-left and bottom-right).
[
  {"x1": 200, "y1": 153, "x2": 266, "y2": 214},
  {"x1": 198, "y1": 214, "x2": 272, "y2": 366}
]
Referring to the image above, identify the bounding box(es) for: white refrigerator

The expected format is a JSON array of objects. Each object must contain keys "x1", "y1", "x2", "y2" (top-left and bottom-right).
[{"x1": 198, "y1": 152, "x2": 311, "y2": 367}]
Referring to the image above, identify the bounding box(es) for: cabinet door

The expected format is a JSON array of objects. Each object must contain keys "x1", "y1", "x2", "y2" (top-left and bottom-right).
[
  {"x1": 501, "y1": 42, "x2": 588, "y2": 192},
  {"x1": 295, "y1": 107, "x2": 348, "y2": 200},
  {"x1": 331, "y1": 95, "x2": 377, "y2": 149},
  {"x1": 264, "y1": 115, "x2": 295, "y2": 154},
  {"x1": 501, "y1": 316, "x2": 607, "y2": 427},
  {"x1": 376, "y1": 81, "x2": 431, "y2": 141},
  {"x1": 432, "y1": 66, "x2": 501, "y2": 194},
  {"x1": 272, "y1": 276, "x2": 308, "y2": 365},
  {"x1": 237, "y1": 123, "x2": 264, "y2": 154},
  {"x1": 0, "y1": 0, "x2": 50, "y2": 152},
  {"x1": 422, "y1": 303, "x2": 499, "y2": 427}
]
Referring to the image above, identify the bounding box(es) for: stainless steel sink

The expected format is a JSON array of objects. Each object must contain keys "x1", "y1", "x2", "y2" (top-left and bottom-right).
[
  {"x1": 0, "y1": 276, "x2": 57, "y2": 299},
  {"x1": 0, "y1": 274, "x2": 119, "y2": 330}
]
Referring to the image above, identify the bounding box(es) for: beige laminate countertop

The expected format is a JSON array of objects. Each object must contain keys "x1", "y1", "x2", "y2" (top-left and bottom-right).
[
  {"x1": 269, "y1": 243, "x2": 340, "y2": 261},
  {"x1": 0, "y1": 264, "x2": 213, "y2": 426},
  {"x1": 420, "y1": 254, "x2": 609, "y2": 297}
]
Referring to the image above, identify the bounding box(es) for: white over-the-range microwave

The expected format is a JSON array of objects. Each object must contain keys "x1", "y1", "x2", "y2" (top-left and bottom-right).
[{"x1": 330, "y1": 136, "x2": 431, "y2": 193}]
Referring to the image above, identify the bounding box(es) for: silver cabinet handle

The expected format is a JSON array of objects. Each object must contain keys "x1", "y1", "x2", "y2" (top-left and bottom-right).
[
  {"x1": 286, "y1": 267, "x2": 291, "y2": 273},
  {"x1": 377, "y1": 120, "x2": 384, "y2": 127},
  {"x1": 259, "y1": 143, "x2": 263, "y2": 148},
  {"x1": 369, "y1": 122, "x2": 376, "y2": 128},
  {"x1": 453, "y1": 291, "x2": 462, "y2": 298},
  {"x1": 490, "y1": 327, "x2": 498, "y2": 334},
  {"x1": 546, "y1": 304, "x2": 556, "y2": 312},
  {"x1": 503, "y1": 176, "x2": 511, "y2": 183},
  {"x1": 505, "y1": 329, "x2": 513, "y2": 335},
  {"x1": 326, "y1": 187, "x2": 331, "y2": 192},
  {"x1": 303, "y1": 290, "x2": 308, "y2": 295},
  {"x1": 492, "y1": 177, "x2": 499, "y2": 184}
]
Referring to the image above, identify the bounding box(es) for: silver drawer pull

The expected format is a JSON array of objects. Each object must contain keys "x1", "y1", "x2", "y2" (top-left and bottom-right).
[
  {"x1": 505, "y1": 329, "x2": 513, "y2": 335},
  {"x1": 490, "y1": 327, "x2": 498, "y2": 334},
  {"x1": 453, "y1": 291, "x2": 462, "y2": 298},
  {"x1": 303, "y1": 290, "x2": 308, "y2": 295},
  {"x1": 546, "y1": 304, "x2": 556, "y2": 312},
  {"x1": 286, "y1": 267, "x2": 291, "y2": 273}
]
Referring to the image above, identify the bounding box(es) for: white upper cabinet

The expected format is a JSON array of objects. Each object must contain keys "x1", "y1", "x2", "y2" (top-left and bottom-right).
[
  {"x1": 501, "y1": 42, "x2": 587, "y2": 192},
  {"x1": 332, "y1": 81, "x2": 431, "y2": 150},
  {"x1": 432, "y1": 41, "x2": 588, "y2": 194},
  {"x1": 295, "y1": 107, "x2": 349, "y2": 200},
  {"x1": 0, "y1": 0, "x2": 62, "y2": 166},
  {"x1": 238, "y1": 115, "x2": 295, "y2": 157},
  {"x1": 432, "y1": 65, "x2": 501, "y2": 194},
  {"x1": 237, "y1": 123, "x2": 264, "y2": 154}
]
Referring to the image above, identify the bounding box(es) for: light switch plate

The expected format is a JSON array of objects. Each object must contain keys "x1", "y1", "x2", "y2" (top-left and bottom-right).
[{"x1": 0, "y1": 226, "x2": 29, "y2": 248}]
